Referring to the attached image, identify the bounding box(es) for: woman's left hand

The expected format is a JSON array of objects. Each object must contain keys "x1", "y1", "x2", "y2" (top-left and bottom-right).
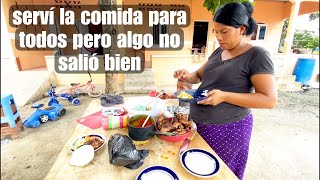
[{"x1": 197, "y1": 89, "x2": 226, "y2": 106}]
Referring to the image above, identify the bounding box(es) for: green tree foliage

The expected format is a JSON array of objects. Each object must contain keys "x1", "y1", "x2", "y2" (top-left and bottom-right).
[
  {"x1": 279, "y1": 19, "x2": 319, "y2": 53},
  {"x1": 203, "y1": 0, "x2": 251, "y2": 14},
  {"x1": 309, "y1": 12, "x2": 319, "y2": 21},
  {"x1": 293, "y1": 30, "x2": 319, "y2": 50}
]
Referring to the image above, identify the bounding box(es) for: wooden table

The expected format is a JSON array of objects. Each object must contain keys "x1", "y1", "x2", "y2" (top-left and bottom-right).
[{"x1": 45, "y1": 99, "x2": 238, "y2": 180}]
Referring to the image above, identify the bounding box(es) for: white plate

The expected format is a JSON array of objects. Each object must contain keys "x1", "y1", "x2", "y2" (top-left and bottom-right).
[
  {"x1": 180, "y1": 148, "x2": 220, "y2": 178},
  {"x1": 70, "y1": 134, "x2": 106, "y2": 152},
  {"x1": 136, "y1": 165, "x2": 179, "y2": 180},
  {"x1": 69, "y1": 145, "x2": 94, "y2": 167}
]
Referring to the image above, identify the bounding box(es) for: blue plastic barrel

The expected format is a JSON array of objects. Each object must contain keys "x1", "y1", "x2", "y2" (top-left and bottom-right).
[{"x1": 292, "y1": 58, "x2": 316, "y2": 85}]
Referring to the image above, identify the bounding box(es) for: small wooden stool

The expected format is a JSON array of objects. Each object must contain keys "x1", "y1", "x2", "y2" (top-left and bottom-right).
[{"x1": 1, "y1": 94, "x2": 24, "y2": 139}]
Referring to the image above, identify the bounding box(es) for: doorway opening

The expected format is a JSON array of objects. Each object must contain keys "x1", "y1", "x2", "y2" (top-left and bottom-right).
[{"x1": 192, "y1": 21, "x2": 209, "y2": 53}]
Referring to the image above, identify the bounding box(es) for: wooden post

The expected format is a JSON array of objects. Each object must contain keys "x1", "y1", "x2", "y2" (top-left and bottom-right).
[
  {"x1": 283, "y1": 0, "x2": 301, "y2": 55},
  {"x1": 282, "y1": 0, "x2": 301, "y2": 76}
]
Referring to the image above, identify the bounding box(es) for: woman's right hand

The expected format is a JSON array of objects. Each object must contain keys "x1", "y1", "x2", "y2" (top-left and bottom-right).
[{"x1": 173, "y1": 69, "x2": 192, "y2": 82}]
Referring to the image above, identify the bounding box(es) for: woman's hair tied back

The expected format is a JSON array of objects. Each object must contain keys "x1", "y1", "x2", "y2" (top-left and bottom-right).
[
  {"x1": 214, "y1": 1, "x2": 257, "y2": 35},
  {"x1": 241, "y1": 1, "x2": 254, "y2": 17}
]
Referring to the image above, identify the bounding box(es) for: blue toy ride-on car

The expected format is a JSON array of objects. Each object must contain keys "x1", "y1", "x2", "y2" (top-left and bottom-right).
[
  {"x1": 48, "y1": 84, "x2": 80, "y2": 106},
  {"x1": 22, "y1": 103, "x2": 66, "y2": 128}
]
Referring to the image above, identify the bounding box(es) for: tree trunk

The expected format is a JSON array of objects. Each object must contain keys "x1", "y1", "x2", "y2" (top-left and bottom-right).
[
  {"x1": 99, "y1": 0, "x2": 117, "y2": 94},
  {"x1": 105, "y1": 73, "x2": 117, "y2": 94}
]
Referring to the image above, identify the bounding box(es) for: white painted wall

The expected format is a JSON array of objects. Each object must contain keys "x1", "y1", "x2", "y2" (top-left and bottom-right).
[{"x1": 1, "y1": 5, "x2": 18, "y2": 72}]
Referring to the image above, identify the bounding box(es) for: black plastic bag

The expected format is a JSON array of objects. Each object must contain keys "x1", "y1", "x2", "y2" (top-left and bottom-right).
[{"x1": 108, "y1": 134, "x2": 149, "y2": 169}]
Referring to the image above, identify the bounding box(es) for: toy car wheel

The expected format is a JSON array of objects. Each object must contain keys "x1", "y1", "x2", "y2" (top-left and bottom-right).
[
  {"x1": 58, "y1": 108, "x2": 67, "y2": 117},
  {"x1": 302, "y1": 85, "x2": 311, "y2": 91},
  {"x1": 39, "y1": 115, "x2": 49, "y2": 123},
  {"x1": 72, "y1": 98, "x2": 80, "y2": 106}
]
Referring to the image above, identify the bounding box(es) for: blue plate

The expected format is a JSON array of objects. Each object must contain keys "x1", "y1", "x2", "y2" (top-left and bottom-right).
[
  {"x1": 174, "y1": 89, "x2": 208, "y2": 103},
  {"x1": 180, "y1": 148, "x2": 220, "y2": 178},
  {"x1": 136, "y1": 165, "x2": 179, "y2": 180}
]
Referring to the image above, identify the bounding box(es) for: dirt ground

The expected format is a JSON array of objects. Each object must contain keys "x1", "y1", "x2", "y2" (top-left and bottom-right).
[
  {"x1": 246, "y1": 89, "x2": 319, "y2": 179},
  {"x1": 1, "y1": 89, "x2": 319, "y2": 180}
]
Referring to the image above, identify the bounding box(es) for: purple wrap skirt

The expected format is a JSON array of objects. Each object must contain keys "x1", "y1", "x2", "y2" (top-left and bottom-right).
[{"x1": 194, "y1": 114, "x2": 254, "y2": 180}]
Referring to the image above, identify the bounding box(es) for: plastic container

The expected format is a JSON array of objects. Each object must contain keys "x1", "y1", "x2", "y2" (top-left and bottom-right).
[
  {"x1": 292, "y1": 58, "x2": 316, "y2": 85},
  {"x1": 101, "y1": 108, "x2": 129, "y2": 130},
  {"x1": 124, "y1": 96, "x2": 166, "y2": 118}
]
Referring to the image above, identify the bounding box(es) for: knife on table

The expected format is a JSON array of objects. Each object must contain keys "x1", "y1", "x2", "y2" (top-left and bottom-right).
[{"x1": 179, "y1": 121, "x2": 197, "y2": 155}]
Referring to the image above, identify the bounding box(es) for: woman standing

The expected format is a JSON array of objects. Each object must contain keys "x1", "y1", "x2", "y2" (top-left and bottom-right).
[{"x1": 174, "y1": 2, "x2": 277, "y2": 179}]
